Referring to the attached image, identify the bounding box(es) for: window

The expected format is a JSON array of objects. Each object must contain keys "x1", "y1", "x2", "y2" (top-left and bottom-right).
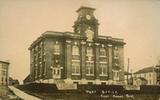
[
  {"x1": 86, "y1": 62, "x2": 94, "y2": 75},
  {"x1": 114, "y1": 46, "x2": 118, "y2": 57},
  {"x1": 2, "y1": 71, "x2": 6, "y2": 76},
  {"x1": 101, "y1": 82, "x2": 106, "y2": 85},
  {"x1": 72, "y1": 45, "x2": 79, "y2": 56},
  {"x1": 52, "y1": 68, "x2": 61, "y2": 79},
  {"x1": 99, "y1": 64, "x2": 107, "y2": 76},
  {"x1": 144, "y1": 74, "x2": 146, "y2": 78},
  {"x1": 149, "y1": 73, "x2": 152, "y2": 77},
  {"x1": 53, "y1": 69, "x2": 56, "y2": 75},
  {"x1": 39, "y1": 65, "x2": 42, "y2": 77},
  {"x1": 54, "y1": 44, "x2": 60, "y2": 55},
  {"x1": 34, "y1": 67, "x2": 38, "y2": 78},
  {"x1": 100, "y1": 48, "x2": 106, "y2": 57},
  {"x1": 113, "y1": 70, "x2": 119, "y2": 81},
  {"x1": 2, "y1": 65, "x2": 7, "y2": 69},
  {"x1": 73, "y1": 82, "x2": 79, "y2": 84},
  {"x1": 72, "y1": 62, "x2": 80, "y2": 75},
  {"x1": 99, "y1": 57, "x2": 107, "y2": 62},
  {"x1": 88, "y1": 82, "x2": 93, "y2": 85},
  {"x1": 5, "y1": 78, "x2": 7, "y2": 82},
  {"x1": 86, "y1": 47, "x2": 93, "y2": 57},
  {"x1": 57, "y1": 70, "x2": 60, "y2": 75}
]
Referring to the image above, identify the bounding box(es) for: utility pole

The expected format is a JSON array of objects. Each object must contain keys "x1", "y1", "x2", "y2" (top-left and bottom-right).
[{"x1": 127, "y1": 58, "x2": 130, "y2": 85}]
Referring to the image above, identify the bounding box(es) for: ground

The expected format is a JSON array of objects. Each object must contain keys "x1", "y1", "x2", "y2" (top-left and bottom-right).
[
  {"x1": 16, "y1": 83, "x2": 160, "y2": 100},
  {"x1": 0, "y1": 85, "x2": 22, "y2": 100}
]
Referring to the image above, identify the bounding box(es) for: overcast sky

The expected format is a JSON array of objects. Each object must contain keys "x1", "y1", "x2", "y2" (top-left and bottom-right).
[{"x1": 0, "y1": 0, "x2": 160, "y2": 83}]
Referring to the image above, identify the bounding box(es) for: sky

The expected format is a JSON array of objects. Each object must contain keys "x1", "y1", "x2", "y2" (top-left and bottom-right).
[{"x1": 0, "y1": 0, "x2": 160, "y2": 83}]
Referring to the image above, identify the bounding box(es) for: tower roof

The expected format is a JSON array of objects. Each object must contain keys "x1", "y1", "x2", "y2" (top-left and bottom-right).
[{"x1": 76, "y1": 6, "x2": 95, "y2": 12}]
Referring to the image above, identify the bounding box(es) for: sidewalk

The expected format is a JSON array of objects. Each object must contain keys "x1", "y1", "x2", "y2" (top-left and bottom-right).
[{"x1": 9, "y1": 86, "x2": 41, "y2": 100}]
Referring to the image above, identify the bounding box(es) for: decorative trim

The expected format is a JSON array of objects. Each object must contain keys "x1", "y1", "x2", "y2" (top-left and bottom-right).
[
  {"x1": 81, "y1": 41, "x2": 86, "y2": 45},
  {"x1": 112, "y1": 69, "x2": 121, "y2": 71},
  {"x1": 55, "y1": 41, "x2": 58, "y2": 44},
  {"x1": 107, "y1": 44, "x2": 112, "y2": 47},
  {"x1": 88, "y1": 43, "x2": 92, "y2": 46},
  {"x1": 99, "y1": 74, "x2": 108, "y2": 77},
  {"x1": 99, "y1": 61, "x2": 108, "y2": 64},
  {"x1": 114, "y1": 56, "x2": 119, "y2": 59},
  {"x1": 95, "y1": 43, "x2": 100, "y2": 46},
  {"x1": 74, "y1": 42, "x2": 78, "y2": 45},
  {"x1": 72, "y1": 59, "x2": 80, "y2": 62},
  {"x1": 53, "y1": 52, "x2": 60, "y2": 55},
  {"x1": 86, "y1": 60, "x2": 94, "y2": 63},
  {"x1": 38, "y1": 75, "x2": 41, "y2": 77},
  {"x1": 99, "y1": 55, "x2": 107, "y2": 58},
  {"x1": 72, "y1": 73, "x2": 81, "y2": 75},
  {"x1": 66, "y1": 40, "x2": 72, "y2": 43},
  {"x1": 102, "y1": 44, "x2": 105, "y2": 47},
  {"x1": 86, "y1": 74, "x2": 95, "y2": 76}
]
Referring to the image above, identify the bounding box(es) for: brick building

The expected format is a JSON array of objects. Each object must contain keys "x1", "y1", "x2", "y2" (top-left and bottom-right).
[
  {"x1": 28, "y1": 6, "x2": 126, "y2": 85},
  {"x1": 0, "y1": 61, "x2": 9, "y2": 85}
]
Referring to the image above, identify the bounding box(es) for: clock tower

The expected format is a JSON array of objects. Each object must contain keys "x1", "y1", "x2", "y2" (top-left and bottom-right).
[{"x1": 73, "y1": 6, "x2": 99, "y2": 41}]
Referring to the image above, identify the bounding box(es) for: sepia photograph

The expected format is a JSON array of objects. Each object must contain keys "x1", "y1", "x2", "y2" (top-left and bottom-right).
[{"x1": 0, "y1": 0, "x2": 160, "y2": 99}]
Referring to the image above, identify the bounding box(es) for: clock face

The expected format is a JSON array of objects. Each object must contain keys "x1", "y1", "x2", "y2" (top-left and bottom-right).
[
  {"x1": 86, "y1": 14, "x2": 91, "y2": 20},
  {"x1": 85, "y1": 29, "x2": 94, "y2": 41}
]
